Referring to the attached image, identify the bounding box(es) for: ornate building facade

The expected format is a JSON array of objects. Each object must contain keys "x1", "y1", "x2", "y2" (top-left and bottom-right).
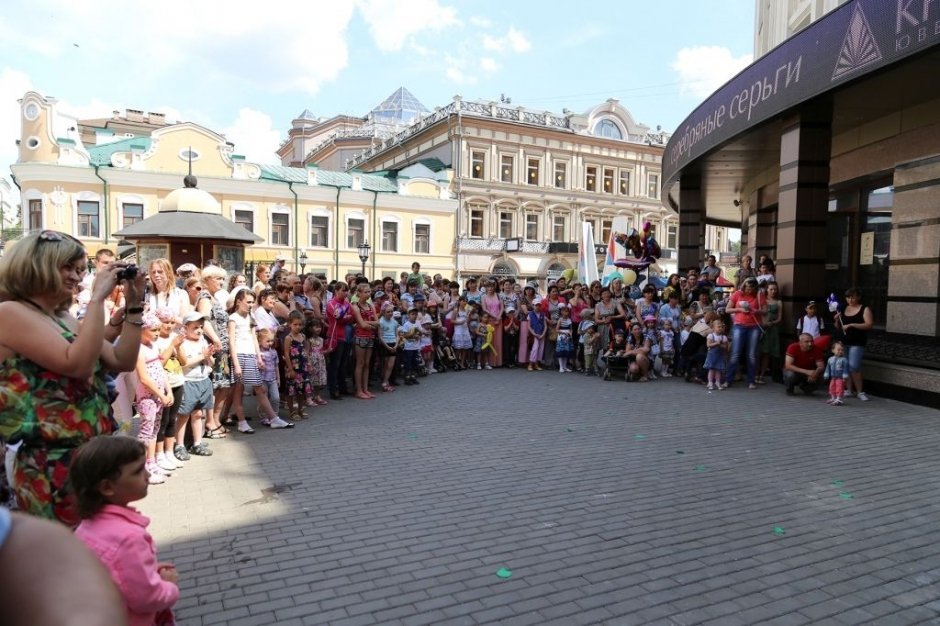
[
  {"x1": 10, "y1": 91, "x2": 456, "y2": 280},
  {"x1": 279, "y1": 91, "x2": 678, "y2": 286}
]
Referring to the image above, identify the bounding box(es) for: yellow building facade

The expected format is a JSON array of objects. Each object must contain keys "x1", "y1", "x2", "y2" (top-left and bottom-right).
[{"x1": 11, "y1": 92, "x2": 457, "y2": 279}]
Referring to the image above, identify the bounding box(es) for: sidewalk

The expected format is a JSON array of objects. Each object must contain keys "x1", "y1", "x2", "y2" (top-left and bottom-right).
[{"x1": 140, "y1": 371, "x2": 940, "y2": 625}]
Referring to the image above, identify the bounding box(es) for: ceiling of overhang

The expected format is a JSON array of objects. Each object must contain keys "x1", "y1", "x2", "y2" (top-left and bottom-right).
[{"x1": 666, "y1": 47, "x2": 940, "y2": 225}]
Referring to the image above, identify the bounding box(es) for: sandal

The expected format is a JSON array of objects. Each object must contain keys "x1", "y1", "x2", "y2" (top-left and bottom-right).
[
  {"x1": 382, "y1": 384, "x2": 396, "y2": 392},
  {"x1": 204, "y1": 426, "x2": 228, "y2": 439}
]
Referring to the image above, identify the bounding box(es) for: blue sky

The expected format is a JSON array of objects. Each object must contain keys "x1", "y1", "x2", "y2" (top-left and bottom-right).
[{"x1": 0, "y1": 0, "x2": 755, "y2": 175}]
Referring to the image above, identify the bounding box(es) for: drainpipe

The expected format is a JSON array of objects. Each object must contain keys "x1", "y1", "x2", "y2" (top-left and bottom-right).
[
  {"x1": 317, "y1": 184, "x2": 343, "y2": 279},
  {"x1": 287, "y1": 181, "x2": 299, "y2": 271},
  {"x1": 93, "y1": 165, "x2": 110, "y2": 245},
  {"x1": 371, "y1": 190, "x2": 378, "y2": 278}
]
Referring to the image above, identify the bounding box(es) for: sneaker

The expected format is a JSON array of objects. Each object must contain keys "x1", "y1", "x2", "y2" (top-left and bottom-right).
[
  {"x1": 833, "y1": 398, "x2": 844, "y2": 405},
  {"x1": 484, "y1": 365, "x2": 492, "y2": 370},
  {"x1": 707, "y1": 384, "x2": 715, "y2": 391},
  {"x1": 147, "y1": 460, "x2": 171, "y2": 477},
  {"x1": 147, "y1": 472, "x2": 167, "y2": 485},
  {"x1": 719, "y1": 382, "x2": 729, "y2": 390},
  {"x1": 155, "y1": 455, "x2": 177, "y2": 473},
  {"x1": 173, "y1": 444, "x2": 190, "y2": 462},
  {"x1": 237, "y1": 422, "x2": 255, "y2": 434},
  {"x1": 748, "y1": 383, "x2": 758, "y2": 390},
  {"x1": 189, "y1": 442, "x2": 213, "y2": 456},
  {"x1": 163, "y1": 453, "x2": 184, "y2": 469},
  {"x1": 477, "y1": 365, "x2": 482, "y2": 370},
  {"x1": 269, "y1": 417, "x2": 295, "y2": 429},
  {"x1": 843, "y1": 390, "x2": 853, "y2": 398},
  {"x1": 857, "y1": 392, "x2": 870, "y2": 402}
]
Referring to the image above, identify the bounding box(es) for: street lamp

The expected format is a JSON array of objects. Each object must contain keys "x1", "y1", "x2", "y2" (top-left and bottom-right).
[
  {"x1": 298, "y1": 250, "x2": 308, "y2": 274},
  {"x1": 357, "y1": 239, "x2": 371, "y2": 277}
]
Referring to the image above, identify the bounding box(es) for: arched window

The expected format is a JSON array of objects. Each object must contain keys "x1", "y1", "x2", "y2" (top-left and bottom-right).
[{"x1": 594, "y1": 119, "x2": 623, "y2": 140}]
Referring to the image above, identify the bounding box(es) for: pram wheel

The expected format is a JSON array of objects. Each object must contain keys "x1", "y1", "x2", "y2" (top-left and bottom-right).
[{"x1": 603, "y1": 368, "x2": 611, "y2": 381}]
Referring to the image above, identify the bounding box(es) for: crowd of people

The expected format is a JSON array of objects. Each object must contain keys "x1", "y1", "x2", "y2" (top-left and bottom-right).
[{"x1": 0, "y1": 230, "x2": 875, "y2": 626}]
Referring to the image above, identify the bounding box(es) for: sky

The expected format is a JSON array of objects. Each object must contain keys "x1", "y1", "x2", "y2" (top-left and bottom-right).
[{"x1": 0, "y1": 0, "x2": 755, "y2": 183}]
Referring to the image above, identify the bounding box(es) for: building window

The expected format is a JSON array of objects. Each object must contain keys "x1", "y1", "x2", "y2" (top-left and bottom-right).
[
  {"x1": 647, "y1": 173, "x2": 660, "y2": 199},
  {"x1": 500, "y1": 155, "x2": 514, "y2": 183},
  {"x1": 601, "y1": 219, "x2": 612, "y2": 243},
  {"x1": 586, "y1": 166, "x2": 597, "y2": 192},
  {"x1": 310, "y1": 215, "x2": 328, "y2": 247},
  {"x1": 665, "y1": 223, "x2": 678, "y2": 250},
  {"x1": 414, "y1": 224, "x2": 430, "y2": 254},
  {"x1": 499, "y1": 211, "x2": 513, "y2": 238},
  {"x1": 552, "y1": 214, "x2": 567, "y2": 241},
  {"x1": 347, "y1": 218, "x2": 364, "y2": 248},
  {"x1": 28, "y1": 199, "x2": 42, "y2": 230},
  {"x1": 271, "y1": 213, "x2": 290, "y2": 246},
  {"x1": 619, "y1": 170, "x2": 631, "y2": 196},
  {"x1": 527, "y1": 158, "x2": 540, "y2": 185},
  {"x1": 381, "y1": 221, "x2": 398, "y2": 252},
  {"x1": 595, "y1": 119, "x2": 623, "y2": 140},
  {"x1": 554, "y1": 161, "x2": 567, "y2": 189},
  {"x1": 77, "y1": 200, "x2": 100, "y2": 238},
  {"x1": 469, "y1": 208, "x2": 484, "y2": 238},
  {"x1": 122, "y1": 203, "x2": 143, "y2": 229},
  {"x1": 471, "y1": 150, "x2": 485, "y2": 180},
  {"x1": 603, "y1": 168, "x2": 615, "y2": 194},
  {"x1": 525, "y1": 214, "x2": 539, "y2": 241},
  {"x1": 234, "y1": 209, "x2": 253, "y2": 232}
]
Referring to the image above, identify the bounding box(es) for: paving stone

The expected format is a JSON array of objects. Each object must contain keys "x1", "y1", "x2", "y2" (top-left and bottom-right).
[{"x1": 135, "y1": 370, "x2": 940, "y2": 625}]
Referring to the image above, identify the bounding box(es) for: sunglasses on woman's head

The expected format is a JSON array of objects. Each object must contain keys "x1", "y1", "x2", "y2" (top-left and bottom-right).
[{"x1": 39, "y1": 230, "x2": 82, "y2": 245}]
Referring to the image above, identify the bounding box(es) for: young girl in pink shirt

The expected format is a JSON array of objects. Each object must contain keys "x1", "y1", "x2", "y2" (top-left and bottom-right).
[{"x1": 70, "y1": 436, "x2": 179, "y2": 626}]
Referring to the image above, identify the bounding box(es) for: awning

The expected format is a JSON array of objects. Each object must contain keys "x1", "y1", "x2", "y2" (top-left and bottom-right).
[{"x1": 114, "y1": 211, "x2": 263, "y2": 243}]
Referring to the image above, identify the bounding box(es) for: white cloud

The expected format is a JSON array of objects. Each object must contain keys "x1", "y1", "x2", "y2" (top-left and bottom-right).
[
  {"x1": 482, "y1": 26, "x2": 532, "y2": 54},
  {"x1": 221, "y1": 108, "x2": 282, "y2": 164},
  {"x1": 506, "y1": 27, "x2": 532, "y2": 53},
  {"x1": 1, "y1": 1, "x2": 357, "y2": 96},
  {"x1": 355, "y1": 0, "x2": 459, "y2": 52},
  {"x1": 671, "y1": 45, "x2": 752, "y2": 99},
  {"x1": 480, "y1": 57, "x2": 500, "y2": 73},
  {"x1": 445, "y1": 66, "x2": 468, "y2": 84},
  {"x1": 469, "y1": 16, "x2": 492, "y2": 28},
  {"x1": 561, "y1": 23, "x2": 605, "y2": 48}
]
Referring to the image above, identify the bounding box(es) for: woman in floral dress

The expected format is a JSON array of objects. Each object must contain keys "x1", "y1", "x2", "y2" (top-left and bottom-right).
[{"x1": 0, "y1": 230, "x2": 144, "y2": 525}]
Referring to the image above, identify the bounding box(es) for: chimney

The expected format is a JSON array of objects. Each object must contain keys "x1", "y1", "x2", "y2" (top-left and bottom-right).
[
  {"x1": 148, "y1": 112, "x2": 166, "y2": 125},
  {"x1": 125, "y1": 108, "x2": 144, "y2": 122}
]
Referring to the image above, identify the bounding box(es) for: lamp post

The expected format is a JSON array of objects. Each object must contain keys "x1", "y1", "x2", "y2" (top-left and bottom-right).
[
  {"x1": 357, "y1": 240, "x2": 371, "y2": 277},
  {"x1": 298, "y1": 250, "x2": 308, "y2": 275}
]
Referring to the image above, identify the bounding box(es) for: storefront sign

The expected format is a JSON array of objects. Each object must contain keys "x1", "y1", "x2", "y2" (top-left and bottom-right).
[{"x1": 664, "y1": 0, "x2": 940, "y2": 186}]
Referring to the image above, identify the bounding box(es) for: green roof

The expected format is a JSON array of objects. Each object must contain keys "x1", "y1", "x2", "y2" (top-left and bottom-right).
[
  {"x1": 259, "y1": 165, "x2": 399, "y2": 192},
  {"x1": 87, "y1": 137, "x2": 152, "y2": 166}
]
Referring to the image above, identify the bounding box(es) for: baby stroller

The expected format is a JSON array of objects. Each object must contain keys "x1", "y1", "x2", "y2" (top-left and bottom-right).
[
  {"x1": 434, "y1": 337, "x2": 461, "y2": 372},
  {"x1": 602, "y1": 354, "x2": 633, "y2": 382}
]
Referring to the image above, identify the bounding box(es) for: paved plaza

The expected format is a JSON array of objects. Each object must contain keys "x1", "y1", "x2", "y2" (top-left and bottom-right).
[{"x1": 141, "y1": 371, "x2": 940, "y2": 625}]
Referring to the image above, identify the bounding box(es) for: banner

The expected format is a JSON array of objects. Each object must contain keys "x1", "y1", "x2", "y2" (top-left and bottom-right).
[{"x1": 578, "y1": 221, "x2": 599, "y2": 286}]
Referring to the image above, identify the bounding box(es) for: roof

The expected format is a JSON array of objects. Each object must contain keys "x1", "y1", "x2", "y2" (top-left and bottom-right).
[
  {"x1": 87, "y1": 137, "x2": 152, "y2": 166},
  {"x1": 369, "y1": 87, "x2": 429, "y2": 125},
  {"x1": 259, "y1": 165, "x2": 399, "y2": 192},
  {"x1": 296, "y1": 109, "x2": 317, "y2": 120},
  {"x1": 114, "y1": 211, "x2": 263, "y2": 243}
]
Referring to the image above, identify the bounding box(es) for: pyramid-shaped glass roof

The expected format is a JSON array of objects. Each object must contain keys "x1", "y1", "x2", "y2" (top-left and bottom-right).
[
  {"x1": 296, "y1": 109, "x2": 317, "y2": 120},
  {"x1": 369, "y1": 87, "x2": 429, "y2": 125}
]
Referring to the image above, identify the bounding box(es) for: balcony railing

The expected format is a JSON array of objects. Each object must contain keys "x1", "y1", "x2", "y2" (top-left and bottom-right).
[{"x1": 457, "y1": 237, "x2": 551, "y2": 254}]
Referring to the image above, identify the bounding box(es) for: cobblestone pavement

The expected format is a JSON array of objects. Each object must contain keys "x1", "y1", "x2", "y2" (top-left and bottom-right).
[{"x1": 140, "y1": 370, "x2": 940, "y2": 625}]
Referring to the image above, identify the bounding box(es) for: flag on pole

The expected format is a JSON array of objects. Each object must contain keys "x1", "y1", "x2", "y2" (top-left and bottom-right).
[{"x1": 579, "y1": 221, "x2": 599, "y2": 286}]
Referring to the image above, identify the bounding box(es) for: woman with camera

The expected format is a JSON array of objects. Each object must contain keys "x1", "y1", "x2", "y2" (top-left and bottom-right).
[{"x1": 0, "y1": 230, "x2": 145, "y2": 526}]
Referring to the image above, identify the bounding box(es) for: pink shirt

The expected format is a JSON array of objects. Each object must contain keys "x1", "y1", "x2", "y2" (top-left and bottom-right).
[{"x1": 75, "y1": 504, "x2": 179, "y2": 626}]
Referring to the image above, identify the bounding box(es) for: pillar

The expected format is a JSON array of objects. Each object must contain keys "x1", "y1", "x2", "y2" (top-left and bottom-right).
[
  {"x1": 678, "y1": 173, "x2": 705, "y2": 271},
  {"x1": 888, "y1": 155, "x2": 940, "y2": 336},
  {"x1": 775, "y1": 106, "x2": 832, "y2": 326}
]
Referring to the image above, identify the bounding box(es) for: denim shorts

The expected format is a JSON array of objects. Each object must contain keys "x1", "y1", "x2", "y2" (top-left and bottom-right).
[{"x1": 846, "y1": 345, "x2": 865, "y2": 373}]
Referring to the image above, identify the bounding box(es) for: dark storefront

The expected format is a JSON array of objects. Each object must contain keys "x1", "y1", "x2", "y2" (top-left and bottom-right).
[{"x1": 663, "y1": 0, "x2": 940, "y2": 406}]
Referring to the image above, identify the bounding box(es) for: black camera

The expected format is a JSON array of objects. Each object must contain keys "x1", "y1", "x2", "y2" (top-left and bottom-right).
[{"x1": 116, "y1": 264, "x2": 139, "y2": 281}]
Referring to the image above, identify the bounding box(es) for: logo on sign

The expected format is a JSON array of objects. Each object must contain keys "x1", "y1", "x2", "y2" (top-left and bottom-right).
[{"x1": 832, "y1": 3, "x2": 883, "y2": 80}]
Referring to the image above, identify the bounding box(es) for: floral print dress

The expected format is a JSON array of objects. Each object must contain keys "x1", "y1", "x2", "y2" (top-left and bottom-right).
[
  {"x1": 285, "y1": 335, "x2": 313, "y2": 398},
  {"x1": 0, "y1": 319, "x2": 115, "y2": 526},
  {"x1": 308, "y1": 336, "x2": 327, "y2": 388}
]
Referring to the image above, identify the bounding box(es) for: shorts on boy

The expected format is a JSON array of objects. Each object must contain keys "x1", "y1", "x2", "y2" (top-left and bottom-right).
[{"x1": 178, "y1": 378, "x2": 214, "y2": 415}]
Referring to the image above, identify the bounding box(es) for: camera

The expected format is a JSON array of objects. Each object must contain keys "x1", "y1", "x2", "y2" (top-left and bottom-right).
[{"x1": 116, "y1": 264, "x2": 138, "y2": 281}]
